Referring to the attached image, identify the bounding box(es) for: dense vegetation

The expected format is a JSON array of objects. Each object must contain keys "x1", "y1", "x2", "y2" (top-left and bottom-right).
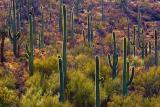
[{"x1": 0, "y1": 0, "x2": 160, "y2": 107}]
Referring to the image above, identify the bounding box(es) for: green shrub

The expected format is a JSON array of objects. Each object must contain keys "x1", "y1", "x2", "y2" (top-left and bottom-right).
[
  {"x1": 34, "y1": 56, "x2": 58, "y2": 75},
  {"x1": 134, "y1": 67, "x2": 160, "y2": 97},
  {"x1": 108, "y1": 93, "x2": 160, "y2": 107},
  {"x1": 21, "y1": 71, "x2": 59, "y2": 106},
  {"x1": 0, "y1": 87, "x2": 19, "y2": 107},
  {"x1": 66, "y1": 71, "x2": 106, "y2": 107},
  {"x1": 39, "y1": 95, "x2": 73, "y2": 107},
  {"x1": 69, "y1": 45, "x2": 93, "y2": 56}
]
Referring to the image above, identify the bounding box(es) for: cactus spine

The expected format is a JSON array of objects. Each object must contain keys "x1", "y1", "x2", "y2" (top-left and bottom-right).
[
  {"x1": 58, "y1": 56, "x2": 65, "y2": 102},
  {"x1": 95, "y1": 56, "x2": 100, "y2": 107},
  {"x1": 154, "y1": 30, "x2": 158, "y2": 66},
  {"x1": 108, "y1": 32, "x2": 118, "y2": 79},
  {"x1": 62, "y1": 5, "x2": 67, "y2": 87},
  {"x1": 123, "y1": 37, "x2": 135, "y2": 96},
  {"x1": 26, "y1": 13, "x2": 34, "y2": 76},
  {"x1": 9, "y1": 0, "x2": 21, "y2": 58}
]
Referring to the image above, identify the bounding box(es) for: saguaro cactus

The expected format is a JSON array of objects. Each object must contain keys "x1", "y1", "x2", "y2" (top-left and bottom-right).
[
  {"x1": 108, "y1": 32, "x2": 119, "y2": 79},
  {"x1": 59, "y1": 0, "x2": 63, "y2": 32},
  {"x1": 101, "y1": 0, "x2": 104, "y2": 21},
  {"x1": 70, "y1": 7, "x2": 74, "y2": 44},
  {"x1": 144, "y1": 42, "x2": 149, "y2": 57},
  {"x1": 123, "y1": 37, "x2": 135, "y2": 96},
  {"x1": 75, "y1": 0, "x2": 80, "y2": 16},
  {"x1": 9, "y1": 0, "x2": 21, "y2": 58},
  {"x1": 90, "y1": 15, "x2": 93, "y2": 43},
  {"x1": 58, "y1": 56, "x2": 65, "y2": 102},
  {"x1": 40, "y1": 6, "x2": 44, "y2": 48},
  {"x1": 95, "y1": 56, "x2": 100, "y2": 107},
  {"x1": 139, "y1": 29, "x2": 147, "y2": 59},
  {"x1": 154, "y1": 30, "x2": 158, "y2": 66},
  {"x1": 137, "y1": 6, "x2": 141, "y2": 43},
  {"x1": 26, "y1": 13, "x2": 34, "y2": 75},
  {"x1": 87, "y1": 11, "x2": 91, "y2": 44},
  {"x1": 82, "y1": 29, "x2": 86, "y2": 46},
  {"x1": 0, "y1": 30, "x2": 7, "y2": 64},
  {"x1": 62, "y1": 5, "x2": 67, "y2": 87},
  {"x1": 148, "y1": 42, "x2": 152, "y2": 55},
  {"x1": 131, "y1": 26, "x2": 136, "y2": 56},
  {"x1": 127, "y1": 18, "x2": 130, "y2": 55}
]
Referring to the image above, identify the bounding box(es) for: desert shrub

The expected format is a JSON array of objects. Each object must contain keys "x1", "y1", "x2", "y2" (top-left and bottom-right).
[
  {"x1": 108, "y1": 93, "x2": 143, "y2": 107},
  {"x1": 0, "y1": 69, "x2": 18, "y2": 106},
  {"x1": 0, "y1": 87, "x2": 19, "y2": 107},
  {"x1": 21, "y1": 71, "x2": 60, "y2": 106},
  {"x1": 0, "y1": 70, "x2": 16, "y2": 89},
  {"x1": 66, "y1": 71, "x2": 106, "y2": 107},
  {"x1": 134, "y1": 67, "x2": 160, "y2": 97},
  {"x1": 104, "y1": 78, "x2": 122, "y2": 97},
  {"x1": 69, "y1": 45, "x2": 93, "y2": 56},
  {"x1": 39, "y1": 95, "x2": 73, "y2": 107},
  {"x1": 108, "y1": 93, "x2": 160, "y2": 107},
  {"x1": 144, "y1": 55, "x2": 154, "y2": 69},
  {"x1": 104, "y1": 34, "x2": 112, "y2": 47},
  {"x1": 34, "y1": 56, "x2": 58, "y2": 74},
  {"x1": 132, "y1": 56, "x2": 144, "y2": 67}
]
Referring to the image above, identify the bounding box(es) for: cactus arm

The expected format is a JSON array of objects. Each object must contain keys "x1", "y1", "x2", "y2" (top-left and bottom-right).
[
  {"x1": 25, "y1": 53, "x2": 29, "y2": 59},
  {"x1": 115, "y1": 54, "x2": 118, "y2": 67},
  {"x1": 8, "y1": 28, "x2": 13, "y2": 40},
  {"x1": 16, "y1": 32, "x2": 20, "y2": 40},
  {"x1": 26, "y1": 44, "x2": 31, "y2": 55},
  {"x1": 130, "y1": 41, "x2": 134, "y2": 45},
  {"x1": 148, "y1": 42, "x2": 151, "y2": 55},
  {"x1": 127, "y1": 67, "x2": 135, "y2": 86},
  {"x1": 139, "y1": 41, "x2": 143, "y2": 48},
  {"x1": 108, "y1": 54, "x2": 113, "y2": 69}
]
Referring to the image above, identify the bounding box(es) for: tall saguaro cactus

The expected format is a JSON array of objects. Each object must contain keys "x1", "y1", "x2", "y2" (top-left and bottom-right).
[
  {"x1": 0, "y1": 30, "x2": 7, "y2": 64},
  {"x1": 87, "y1": 12, "x2": 91, "y2": 44},
  {"x1": 139, "y1": 29, "x2": 147, "y2": 59},
  {"x1": 26, "y1": 13, "x2": 34, "y2": 76},
  {"x1": 62, "y1": 5, "x2": 67, "y2": 87},
  {"x1": 58, "y1": 56, "x2": 65, "y2": 102},
  {"x1": 131, "y1": 26, "x2": 136, "y2": 56},
  {"x1": 101, "y1": 0, "x2": 104, "y2": 21},
  {"x1": 127, "y1": 18, "x2": 131, "y2": 55},
  {"x1": 40, "y1": 6, "x2": 44, "y2": 48},
  {"x1": 137, "y1": 6, "x2": 141, "y2": 43},
  {"x1": 9, "y1": 0, "x2": 21, "y2": 58},
  {"x1": 70, "y1": 7, "x2": 74, "y2": 44},
  {"x1": 154, "y1": 30, "x2": 158, "y2": 66},
  {"x1": 108, "y1": 32, "x2": 119, "y2": 79},
  {"x1": 95, "y1": 56, "x2": 100, "y2": 107},
  {"x1": 59, "y1": 0, "x2": 63, "y2": 32},
  {"x1": 75, "y1": 0, "x2": 80, "y2": 16},
  {"x1": 123, "y1": 37, "x2": 135, "y2": 96}
]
